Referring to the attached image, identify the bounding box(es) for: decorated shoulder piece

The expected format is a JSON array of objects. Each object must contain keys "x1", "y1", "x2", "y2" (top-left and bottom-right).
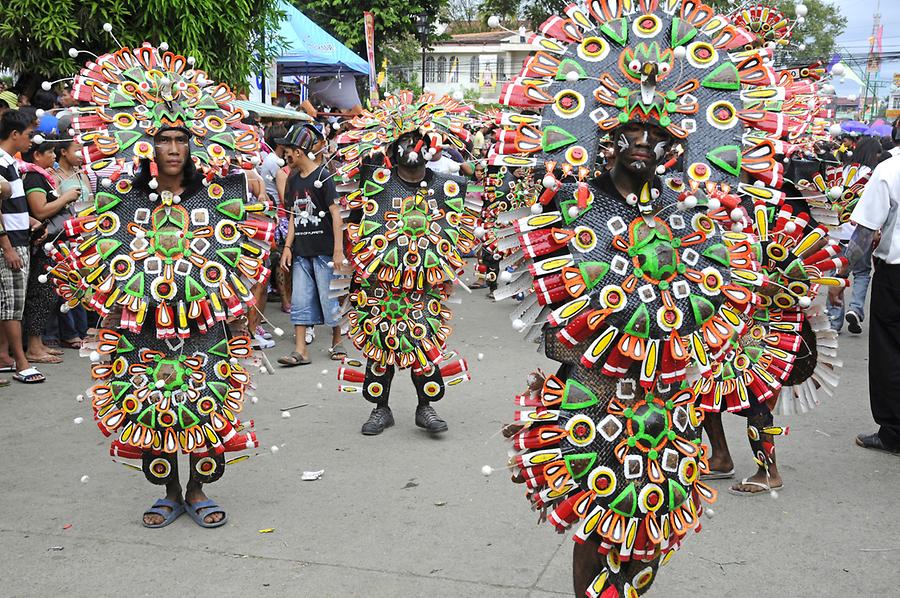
[{"x1": 70, "y1": 42, "x2": 260, "y2": 181}]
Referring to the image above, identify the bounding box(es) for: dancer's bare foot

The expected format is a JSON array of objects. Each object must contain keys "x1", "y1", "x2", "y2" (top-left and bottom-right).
[
  {"x1": 143, "y1": 489, "x2": 183, "y2": 526},
  {"x1": 184, "y1": 485, "x2": 225, "y2": 525}
]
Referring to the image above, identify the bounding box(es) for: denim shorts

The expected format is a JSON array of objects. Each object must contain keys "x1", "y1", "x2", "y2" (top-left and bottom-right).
[{"x1": 291, "y1": 255, "x2": 340, "y2": 327}]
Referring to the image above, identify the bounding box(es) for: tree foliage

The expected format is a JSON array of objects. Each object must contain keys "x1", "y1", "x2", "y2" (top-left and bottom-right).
[
  {"x1": 0, "y1": 0, "x2": 286, "y2": 92},
  {"x1": 294, "y1": 0, "x2": 450, "y2": 67},
  {"x1": 702, "y1": 0, "x2": 846, "y2": 65}
]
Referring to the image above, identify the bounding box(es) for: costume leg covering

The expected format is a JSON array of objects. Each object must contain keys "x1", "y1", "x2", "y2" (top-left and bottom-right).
[{"x1": 363, "y1": 358, "x2": 395, "y2": 406}]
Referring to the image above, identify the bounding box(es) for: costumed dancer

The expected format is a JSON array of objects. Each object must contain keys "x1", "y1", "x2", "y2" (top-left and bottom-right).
[
  {"x1": 44, "y1": 35, "x2": 274, "y2": 528},
  {"x1": 693, "y1": 8, "x2": 845, "y2": 495},
  {"x1": 489, "y1": 0, "x2": 839, "y2": 594},
  {"x1": 333, "y1": 92, "x2": 479, "y2": 436}
]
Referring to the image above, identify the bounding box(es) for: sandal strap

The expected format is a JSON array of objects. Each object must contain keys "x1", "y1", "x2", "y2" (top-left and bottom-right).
[{"x1": 188, "y1": 499, "x2": 224, "y2": 515}]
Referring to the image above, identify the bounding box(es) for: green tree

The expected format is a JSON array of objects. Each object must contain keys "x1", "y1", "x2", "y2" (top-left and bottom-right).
[
  {"x1": 704, "y1": 0, "x2": 846, "y2": 64},
  {"x1": 294, "y1": 0, "x2": 450, "y2": 66},
  {"x1": 0, "y1": 0, "x2": 286, "y2": 91}
]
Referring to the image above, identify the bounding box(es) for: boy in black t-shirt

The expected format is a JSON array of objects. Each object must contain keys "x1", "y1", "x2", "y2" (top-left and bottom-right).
[{"x1": 277, "y1": 124, "x2": 346, "y2": 366}]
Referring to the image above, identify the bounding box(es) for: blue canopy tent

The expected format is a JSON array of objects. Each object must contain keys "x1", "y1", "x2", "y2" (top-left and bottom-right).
[{"x1": 275, "y1": 1, "x2": 369, "y2": 77}]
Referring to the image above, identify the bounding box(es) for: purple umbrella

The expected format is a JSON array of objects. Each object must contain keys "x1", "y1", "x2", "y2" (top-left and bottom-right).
[
  {"x1": 867, "y1": 123, "x2": 892, "y2": 137},
  {"x1": 841, "y1": 120, "x2": 868, "y2": 134}
]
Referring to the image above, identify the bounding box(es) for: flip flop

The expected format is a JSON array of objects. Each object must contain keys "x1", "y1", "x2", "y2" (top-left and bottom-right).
[
  {"x1": 700, "y1": 468, "x2": 735, "y2": 480},
  {"x1": 0, "y1": 364, "x2": 15, "y2": 373},
  {"x1": 142, "y1": 498, "x2": 185, "y2": 529},
  {"x1": 185, "y1": 499, "x2": 228, "y2": 528},
  {"x1": 728, "y1": 478, "x2": 784, "y2": 497},
  {"x1": 277, "y1": 351, "x2": 310, "y2": 367},
  {"x1": 329, "y1": 342, "x2": 347, "y2": 361},
  {"x1": 60, "y1": 339, "x2": 82, "y2": 349},
  {"x1": 13, "y1": 368, "x2": 45, "y2": 384}
]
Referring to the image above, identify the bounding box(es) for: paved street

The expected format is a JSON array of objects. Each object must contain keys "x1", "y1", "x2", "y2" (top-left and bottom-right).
[{"x1": 1, "y1": 272, "x2": 898, "y2": 598}]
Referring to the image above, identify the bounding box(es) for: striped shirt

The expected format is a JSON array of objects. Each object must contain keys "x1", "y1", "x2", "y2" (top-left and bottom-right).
[{"x1": 0, "y1": 148, "x2": 29, "y2": 247}]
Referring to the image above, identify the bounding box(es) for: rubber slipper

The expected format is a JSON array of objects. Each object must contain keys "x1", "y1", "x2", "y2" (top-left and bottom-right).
[
  {"x1": 185, "y1": 499, "x2": 228, "y2": 528},
  {"x1": 329, "y1": 343, "x2": 347, "y2": 361},
  {"x1": 728, "y1": 477, "x2": 784, "y2": 497},
  {"x1": 46, "y1": 348, "x2": 64, "y2": 356},
  {"x1": 0, "y1": 364, "x2": 15, "y2": 373},
  {"x1": 13, "y1": 368, "x2": 45, "y2": 384},
  {"x1": 60, "y1": 339, "x2": 82, "y2": 349},
  {"x1": 277, "y1": 351, "x2": 310, "y2": 367},
  {"x1": 142, "y1": 498, "x2": 185, "y2": 529},
  {"x1": 700, "y1": 468, "x2": 735, "y2": 480}
]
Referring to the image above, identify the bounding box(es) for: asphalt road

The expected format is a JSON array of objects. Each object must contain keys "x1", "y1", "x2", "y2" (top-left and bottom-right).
[{"x1": 1, "y1": 272, "x2": 898, "y2": 597}]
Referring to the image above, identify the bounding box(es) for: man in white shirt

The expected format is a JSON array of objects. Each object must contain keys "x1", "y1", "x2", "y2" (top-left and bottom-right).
[{"x1": 846, "y1": 151, "x2": 900, "y2": 454}]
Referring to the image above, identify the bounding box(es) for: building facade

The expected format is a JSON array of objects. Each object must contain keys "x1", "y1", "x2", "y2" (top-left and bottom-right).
[{"x1": 418, "y1": 31, "x2": 535, "y2": 103}]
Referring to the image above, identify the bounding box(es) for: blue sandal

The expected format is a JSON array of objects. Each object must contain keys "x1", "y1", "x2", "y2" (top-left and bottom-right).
[
  {"x1": 142, "y1": 498, "x2": 185, "y2": 528},
  {"x1": 185, "y1": 498, "x2": 228, "y2": 528}
]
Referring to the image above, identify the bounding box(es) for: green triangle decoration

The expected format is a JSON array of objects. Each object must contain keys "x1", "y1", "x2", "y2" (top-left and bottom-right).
[
  {"x1": 670, "y1": 17, "x2": 698, "y2": 47},
  {"x1": 207, "y1": 381, "x2": 229, "y2": 402},
  {"x1": 689, "y1": 294, "x2": 716, "y2": 324},
  {"x1": 561, "y1": 379, "x2": 600, "y2": 410},
  {"x1": 563, "y1": 452, "x2": 598, "y2": 479},
  {"x1": 208, "y1": 338, "x2": 231, "y2": 358},
  {"x1": 123, "y1": 273, "x2": 145, "y2": 298},
  {"x1": 560, "y1": 199, "x2": 591, "y2": 225},
  {"x1": 423, "y1": 250, "x2": 441, "y2": 269},
  {"x1": 599, "y1": 18, "x2": 628, "y2": 45},
  {"x1": 445, "y1": 229, "x2": 459, "y2": 246},
  {"x1": 177, "y1": 403, "x2": 201, "y2": 428},
  {"x1": 215, "y1": 197, "x2": 245, "y2": 220},
  {"x1": 427, "y1": 317, "x2": 442, "y2": 335},
  {"x1": 382, "y1": 246, "x2": 399, "y2": 267},
  {"x1": 609, "y1": 482, "x2": 639, "y2": 517},
  {"x1": 195, "y1": 94, "x2": 220, "y2": 110},
  {"x1": 706, "y1": 145, "x2": 742, "y2": 176},
  {"x1": 114, "y1": 130, "x2": 143, "y2": 151},
  {"x1": 360, "y1": 219, "x2": 382, "y2": 236},
  {"x1": 216, "y1": 247, "x2": 242, "y2": 267},
  {"x1": 542, "y1": 125, "x2": 579, "y2": 153},
  {"x1": 667, "y1": 478, "x2": 689, "y2": 510},
  {"x1": 445, "y1": 196, "x2": 464, "y2": 213},
  {"x1": 579, "y1": 261, "x2": 610, "y2": 290},
  {"x1": 110, "y1": 381, "x2": 131, "y2": 401},
  {"x1": 555, "y1": 58, "x2": 587, "y2": 81},
  {"x1": 185, "y1": 276, "x2": 208, "y2": 301},
  {"x1": 399, "y1": 336, "x2": 414, "y2": 352},
  {"x1": 96, "y1": 239, "x2": 122, "y2": 259},
  {"x1": 624, "y1": 303, "x2": 650, "y2": 338},
  {"x1": 700, "y1": 62, "x2": 741, "y2": 91},
  {"x1": 116, "y1": 335, "x2": 135, "y2": 354},
  {"x1": 701, "y1": 244, "x2": 730, "y2": 267},
  {"x1": 209, "y1": 132, "x2": 236, "y2": 149},
  {"x1": 95, "y1": 191, "x2": 122, "y2": 214},
  {"x1": 720, "y1": 360, "x2": 736, "y2": 380},
  {"x1": 108, "y1": 90, "x2": 137, "y2": 108},
  {"x1": 137, "y1": 404, "x2": 157, "y2": 428},
  {"x1": 362, "y1": 180, "x2": 385, "y2": 197}
]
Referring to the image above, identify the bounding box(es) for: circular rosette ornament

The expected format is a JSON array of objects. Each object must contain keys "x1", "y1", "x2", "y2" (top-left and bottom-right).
[
  {"x1": 70, "y1": 43, "x2": 260, "y2": 176},
  {"x1": 513, "y1": 184, "x2": 759, "y2": 387},
  {"x1": 86, "y1": 324, "x2": 257, "y2": 481},
  {"x1": 508, "y1": 371, "x2": 714, "y2": 595},
  {"x1": 58, "y1": 173, "x2": 274, "y2": 338},
  {"x1": 347, "y1": 168, "x2": 478, "y2": 289},
  {"x1": 347, "y1": 280, "x2": 451, "y2": 368}
]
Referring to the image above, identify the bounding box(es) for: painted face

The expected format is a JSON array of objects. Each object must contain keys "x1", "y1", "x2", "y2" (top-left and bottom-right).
[
  {"x1": 154, "y1": 131, "x2": 190, "y2": 178},
  {"x1": 613, "y1": 122, "x2": 670, "y2": 175}
]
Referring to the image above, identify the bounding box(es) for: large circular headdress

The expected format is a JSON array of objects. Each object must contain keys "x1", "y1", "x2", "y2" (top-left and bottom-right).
[{"x1": 69, "y1": 42, "x2": 260, "y2": 180}]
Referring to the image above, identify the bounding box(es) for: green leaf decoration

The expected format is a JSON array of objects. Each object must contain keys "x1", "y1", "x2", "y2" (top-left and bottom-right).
[
  {"x1": 706, "y1": 145, "x2": 742, "y2": 176},
  {"x1": 599, "y1": 18, "x2": 628, "y2": 45},
  {"x1": 563, "y1": 452, "x2": 598, "y2": 479},
  {"x1": 542, "y1": 125, "x2": 579, "y2": 153},
  {"x1": 670, "y1": 17, "x2": 698, "y2": 47},
  {"x1": 667, "y1": 478, "x2": 689, "y2": 510},
  {"x1": 700, "y1": 62, "x2": 741, "y2": 91},
  {"x1": 689, "y1": 294, "x2": 716, "y2": 324},
  {"x1": 609, "y1": 482, "x2": 639, "y2": 517},
  {"x1": 561, "y1": 378, "x2": 600, "y2": 410}
]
